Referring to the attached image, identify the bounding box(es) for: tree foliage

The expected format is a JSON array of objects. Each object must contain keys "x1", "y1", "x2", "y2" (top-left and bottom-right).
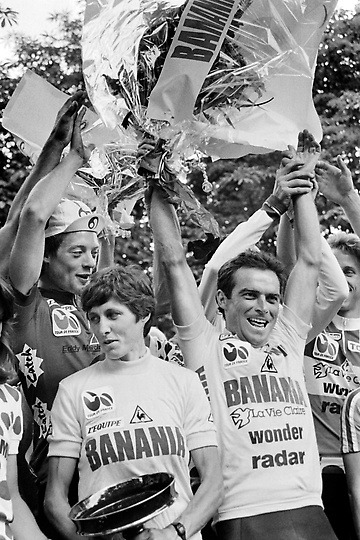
[{"x1": 313, "y1": 9, "x2": 360, "y2": 233}]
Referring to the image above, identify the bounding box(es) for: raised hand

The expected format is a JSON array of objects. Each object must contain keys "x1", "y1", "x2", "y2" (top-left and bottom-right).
[
  {"x1": 138, "y1": 138, "x2": 165, "y2": 177},
  {"x1": 315, "y1": 156, "x2": 354, "y2": 204},
  {"x1": 280, "y1": 130, "x2": 320, "y2": 174},
  {"x1": 48, "y1": 90, "x2": 86, "y2": 149},
  {"x1": 70, "y1": 105, "x2": 93, "y2": 164},
  {"x1": 272, "y1": 160, "x2": 313, "y2": 205},
  {"x1": 290, "y1": 129, "x2": 321, "y2": 173}
]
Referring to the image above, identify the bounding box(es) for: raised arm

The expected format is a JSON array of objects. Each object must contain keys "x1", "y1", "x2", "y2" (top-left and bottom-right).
[
  {"x1": 284, "y1": 191, "x2": 321, "y2": 323},
  {"x1": 9, "y1": 104, "x2": 89, "y2": 295},
  {"x1": 284, "y1": 132, "x2": 322, "y2": 324},
  {"x1": 278, "y1": 209, "x2": 348, "y2": 342},
  {"x1": 316, "y1": 157, "x2": 360, "y2": 237},
  {"x1": 200, "y1": 163, "x2": 313, "y2": 323},
  {"x1": 0, "y1": 92, "x2": 86, "y2": 277},
  {"x1": 306, "y1": 237, "x2": 349, "y2": 341},
  {"x1": 148, "y1": 185, "x2": 203, "y2": 326}
]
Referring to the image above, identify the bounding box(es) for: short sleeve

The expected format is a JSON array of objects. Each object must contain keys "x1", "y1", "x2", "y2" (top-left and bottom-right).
[
  {"x1": 183, "y1": 371, "x2": 217, "y2": 451},
  {"x1": 0, "y1": 384, "x2": 23, "y2": 455},
  {"x1": 48, "y1": 380, "x2": 82, "y2": 458}
]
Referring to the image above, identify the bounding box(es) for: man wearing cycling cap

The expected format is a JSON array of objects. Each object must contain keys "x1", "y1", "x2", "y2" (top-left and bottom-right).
[
  {"x1": 9, "y1": 98, "x2": 106, "y2": 539},
  {"x1": 45, "y1": 198, "x2": 104, "y2": 238}
]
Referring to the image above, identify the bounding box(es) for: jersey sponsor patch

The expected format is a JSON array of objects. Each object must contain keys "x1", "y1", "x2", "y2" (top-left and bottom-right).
[
  {"x1": 313, "y1": 362, "x2": 331, "y2": 379},
  {"x1": 230, "y1": 407, "x2": 251, "y2": 429},
  {"x1": 130, "y1": 406, "x2": 153, "y2": 424},
  {"x1": 312, "y1": 333, "x2": 339, "y2": 361},
  {"x1": 16, "y1": 343, "x2": 44, "y2": 388},
  {"x1": 221, "y1": 338, "x2": 249, "y2": 369},
  {"x1": 51, "y1": 307, "x2": 81, "y2": 337},
  {"x1": 86, "y1": 425, "x2": 186, "y2": 471},
  {"x1": 33, "y1": 397, "x2": 52, "y2": 439},
  {"x1": 342, "y1": 359, "x2": 352, "y2": 373},
  {"x1": 82, "y1": 387, "x2": 114, "y2": 419},
  {"x1": 348, "y1": 341, "x2": 360, "y2": 353},
  {"x1": 261, "y1": 354, "x2": 278, "y2": 373},
  {"x1": 86, "y1": 417, "x2": 124, "y2": 436}
]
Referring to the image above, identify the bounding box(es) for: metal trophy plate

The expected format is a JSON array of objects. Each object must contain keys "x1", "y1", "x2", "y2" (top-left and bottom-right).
[{"x1": 69, "y1": 472, "x2": 177, "y2": 539}]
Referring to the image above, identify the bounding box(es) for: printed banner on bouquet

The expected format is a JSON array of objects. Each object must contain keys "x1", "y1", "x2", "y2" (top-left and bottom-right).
[
  {"x1": 147, "y1": 0, "x2": 251, "y2": 123},
  {"x1": 82, "y1": 0, "x2": 338, "y2": 159}
]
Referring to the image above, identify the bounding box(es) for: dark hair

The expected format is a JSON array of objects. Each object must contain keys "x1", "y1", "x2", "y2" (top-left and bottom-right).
[
  {"x1": 328, "y1": 232, "x2": 360, "y2": 266},
  {"x1": 217, "y1": 250, "x2": 286, "y2": 316},
  {"x1": 44, "y1": 232, "x2": 67, "y2": 258},
  {"x1": 41, "y1": 233, "x2": 67, "y2": 275},
  {"x1": 0, "y1": 277, "x2": 16, "y2": 383},
  {"x1": 81, "y1": 265, "x2": 155, "y2": 337}
]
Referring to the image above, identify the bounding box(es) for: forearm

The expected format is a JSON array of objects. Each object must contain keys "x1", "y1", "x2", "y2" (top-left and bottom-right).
[
  {"x1": 308, "y1": 237, "x2": 349, "y2": 342},
  {"x1": 10, "y1": 494, "x2": 47, "y2": 540},
  {"x1": 176, "y1": 470, "x2": 222, "y2": 537},
  {"x1": 205, "y1": 209, "x2": 272, "y2": 270},
  {"x1": 149, "y1": 187, "x2": 184, "y2": 267},
  {"x1": 23, "y1": 149, "x2": 83, "y2": 224},
  {"x1": 148, "y1": 186, "x2": 203, "y2": 327},
  {"x1": 8, "y1": 90, "x2": 86, "y2": 222},
  {"x1": 45, "y1": 492, "x2": 85, "y2": 540},
  {"x1": 0, "y1": 221, "x2": 19, "y2": 277},
  {"x1": 199, "y1": 209, "x2": 273, "y2": 323},
  {"x1": 7, "y1": 138, "x2": 65, "y2": 222},
  {"x1": 276, "y1": 213, "x2": 296, "y2": 274},
  {"x1": 98, "y1": 232, "x2": 115, "y2": 270},
  {"x1": 285, "y1": 192, "x2": 321, "y2": 322},
  {"x1": 140, "y1": 447, "x2": 222, "y2": 540},
  {"x1": 0, "y1": 141, "x2": 68, "y2": 276},
  {"x1": 293, "y1": 192, "x2": 321, "y2": 266}
]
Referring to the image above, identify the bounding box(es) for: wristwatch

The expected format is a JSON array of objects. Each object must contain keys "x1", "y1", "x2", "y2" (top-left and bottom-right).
[{"x1": 172, "y1": 522, "x2": 187, "y2": 540}]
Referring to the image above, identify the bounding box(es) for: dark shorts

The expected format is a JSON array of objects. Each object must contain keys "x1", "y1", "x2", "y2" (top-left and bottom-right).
[
  {"x1": 215, "y1": 505, "x2": 338, "y2": 540},
  {"x1": 322, "y1": 466, "x2": 356, "y2": 540}
]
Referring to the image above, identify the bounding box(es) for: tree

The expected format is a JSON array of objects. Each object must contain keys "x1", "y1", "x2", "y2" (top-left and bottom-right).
[{"x1": 313, "y1": 9, "x2": 360, "y2": 233}]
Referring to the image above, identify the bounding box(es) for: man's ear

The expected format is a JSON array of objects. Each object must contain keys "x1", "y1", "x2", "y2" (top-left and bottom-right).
[
  {"x1": 216, "y1": 289, "x2": 228, "y2": 311},
  {"x1": 141, "y1": 313, "x2": 151, "y2": 324}
]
